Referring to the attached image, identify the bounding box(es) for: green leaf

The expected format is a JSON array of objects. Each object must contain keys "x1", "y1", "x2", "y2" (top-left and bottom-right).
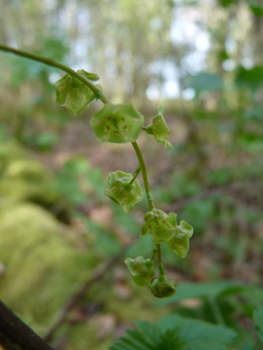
[
  {"x1": 109, "y1": 320, "x2": 186, "y2": 350},
  {"x1": 157, "y1": 314, "x2": 237, "y2": 350},
  {"x1": 253, "y1": 305, "x2": 263, "y2": 343},
  {"x1": 109, "y1": 316, "x2": 236, "y2": 350},
  {"x1": 235, "y1": 65, "x2": 263, "y2": 91},
  {"x1": 218, "y1": 0, "x2": 238, "y2": 7},
  {"x1": 188, "y1": 72, "x2": 224, "y2": 92},
  {"x1": 248, "y1": 1, "x2": 263, "y2": 16},
  {"x1": 154, "y1": 281, "x2": 245, "y2": 307}
]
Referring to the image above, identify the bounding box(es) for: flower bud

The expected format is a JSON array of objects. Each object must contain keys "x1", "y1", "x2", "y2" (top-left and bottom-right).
[
  {"x1": 90, "y1": 104, "x2": 144, "y2": 143},
  {"x1": 151, "y1": 275, "x2": 176, "y2": 298},
  {"x1": 168, "y1": 220, "x2": 193, "y2": 258},
  {"x1": 104, "y1": 170, "x2": 143, "y2": 213},
  {"x1": 125, "y1": 256, "x2": 155, "y2": 286}
]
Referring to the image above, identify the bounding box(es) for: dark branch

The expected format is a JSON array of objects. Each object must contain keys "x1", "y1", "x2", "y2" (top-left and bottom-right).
[{"x1": 0, "y1": 299, "x2": 56, "y2": 350}]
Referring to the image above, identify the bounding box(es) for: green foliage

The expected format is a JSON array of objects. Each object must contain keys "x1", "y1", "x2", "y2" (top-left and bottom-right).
[
  {"x1": 158, "y1": 314, "x2": 237, "y2": 350},
  {"x1": 153, "y1": 280, "x2": 245, "y2": 307},
  {"x1": 219, "y1": 0, "x2": 238, "y2": 7},
  {"x1": 235, "y1": 66, "x2": 263, "y2": 91},
  {"x1": 248, "y1": 0, "x2": 263, "y2": 16},
  {"x1": 110, "y1": 315, "x2": 236, "y2": 350},
  {"x1": 109, "y1": 320, "x2": 186, "y2": 350},
  {"x1": 253, "y1": 305, "x2": 263, "y2": 343},
  {"x1": 1, "y1": 2, "x2": 263, "y2": 347},
  {"x1": 188, "y1": 72, "x2": 224, "y2": 92}
]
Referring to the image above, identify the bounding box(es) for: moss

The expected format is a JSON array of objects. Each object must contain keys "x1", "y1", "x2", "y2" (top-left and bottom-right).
[
  {"x1": 0, "y1": 141, "x2": 70, "y2": 223},
  {"x1": 0, "y1": 203, "x2": 98, "y2": 328}
]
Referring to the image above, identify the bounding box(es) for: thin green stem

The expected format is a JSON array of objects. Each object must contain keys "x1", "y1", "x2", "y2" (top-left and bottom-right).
[
  {"x1": 0, "y1": 44, "x2": 110, "y2": 104},
  {"x1": 129, "y1": 167, "x2": 141, "y2": 185},
  {"x1": 156, "y1": 244, "x2": 163, "y2": 276},
  {"x1": 150, "y1": 248, "x2": 157, "y2": 261},
  {"x1": 131, "y1": 141, "x2": 154, "y2": 210}
]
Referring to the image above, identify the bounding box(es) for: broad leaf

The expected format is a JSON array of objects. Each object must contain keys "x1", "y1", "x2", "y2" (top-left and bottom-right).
[
  {"x1": 157, "y1": 314, "x2": 237, "y2": 350},
  {"x1": 248, "y1": 1, "x2": 263, "y2": 16},
  {"x1": 235, "y1": 65, "x2": 263, "y2": 91},
  {"x1": 154, "y1": 281, "x2": 245, "y2": 307},
  {"x1": 253, "y1": 305, "x2": 263, "y2": 343},
  {"x1": 188, "y1": 72, "x2": 224, "y2": 92},
  {"x1": 109, "y1": 320, "x2": 186, "y2": 350}
]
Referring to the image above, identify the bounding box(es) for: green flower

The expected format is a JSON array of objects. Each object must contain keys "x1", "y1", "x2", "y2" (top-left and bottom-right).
[
  {"x1": 146, "y1": 105, "x2": 172, "y2": 149},
  {"x1": 125, "y1": 256, "x2": 155, "y2": 286},
  {"x1": 90, "y1": 104, "x2": 144, "y2": 143},
  {"x1": 55, "y1": 69, "x2": 101, "y2": 115},
  {"x1": 168, "y1": 221, "x2": 194, "y2": 258},
  {"x1": 104, "y1": 170, "x2": 143, "y2": 213},
  {"x1": 140, "y1": 209, "x2": 177, "y2": 244},
  {"x1": 151, "y1": 275, "x2": 176, "y2": 298}
]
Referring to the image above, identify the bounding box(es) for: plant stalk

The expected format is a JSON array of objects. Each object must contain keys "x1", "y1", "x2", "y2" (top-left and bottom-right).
[
  {"x1": 131, "y1": 141, "x2": 154, "y2": 210},
  {"x1": 0, "y1": 44, "x2": 109, "y2": 104}
]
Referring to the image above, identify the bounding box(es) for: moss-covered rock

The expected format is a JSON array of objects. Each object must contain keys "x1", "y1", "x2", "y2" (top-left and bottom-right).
[
  {"x1": 0, "y1": 202, "x2": 97, "y2": 330},
  {"x1": 0, "y1": 141, "x2": 70, "y2": 223}
]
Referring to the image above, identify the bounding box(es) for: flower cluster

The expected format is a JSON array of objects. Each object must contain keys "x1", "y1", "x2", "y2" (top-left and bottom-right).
[{"x1": 140, "y1": 208, "x2": 193, "y2": 258}]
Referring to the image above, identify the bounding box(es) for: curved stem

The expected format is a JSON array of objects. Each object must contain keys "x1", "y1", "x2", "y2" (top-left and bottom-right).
[
  {"x1": 129, "y1": 167, "x2": 141, "y2": 185},
  {"x1": 131, "y1": 141, "x2": 154, "y2": 210},
  {"x1": 156, "y1": 244, "x2": 163, "y2": 275},
  {"x1": 0, "y1": 44, "x2": 110, "y2": 104}
]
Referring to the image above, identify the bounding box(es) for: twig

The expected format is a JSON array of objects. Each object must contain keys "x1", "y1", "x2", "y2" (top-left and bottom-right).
[{"x1": 0, "y1": 299, "x2": 56, "y2": 350}]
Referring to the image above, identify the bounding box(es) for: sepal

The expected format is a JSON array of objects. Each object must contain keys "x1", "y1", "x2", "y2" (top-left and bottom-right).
[
  {"x1": 168, "y1": 221, "x2": 194, "y2": 258},
  {"x1": 151, "y1": 275, "x2": 176, "y2": 298}
]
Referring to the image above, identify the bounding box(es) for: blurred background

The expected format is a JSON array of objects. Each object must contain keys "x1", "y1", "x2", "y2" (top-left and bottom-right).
[{"x1": 0, "y1": 0, "x2": 263, "y2": 349}]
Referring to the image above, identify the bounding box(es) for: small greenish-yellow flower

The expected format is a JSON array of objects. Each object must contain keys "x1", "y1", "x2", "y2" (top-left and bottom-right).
[
  {"x1": 140, "y1": 209, "x2": 177, "y2": 244},
  {"x1": 168, "y1": 221, "x2": 194, "y2": 258},
  {"x1": 104, "y1": 170, "x2": 143, "y2": 213},
  {"x1": 151, "y1": 275, "x2": 176, "y2": 298},
  {"x1": 125, "y1": 256, "x2": 155, "y2": 286},
  {"x1": 90, "y1": 104, "x2": 144, "y2": 143},
  {"x1": 55, "y1": 69, "x2": 101, "y2": 115},
  {"x1": 146, "y1": 105, "x2": 172, "y2": 149}
]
